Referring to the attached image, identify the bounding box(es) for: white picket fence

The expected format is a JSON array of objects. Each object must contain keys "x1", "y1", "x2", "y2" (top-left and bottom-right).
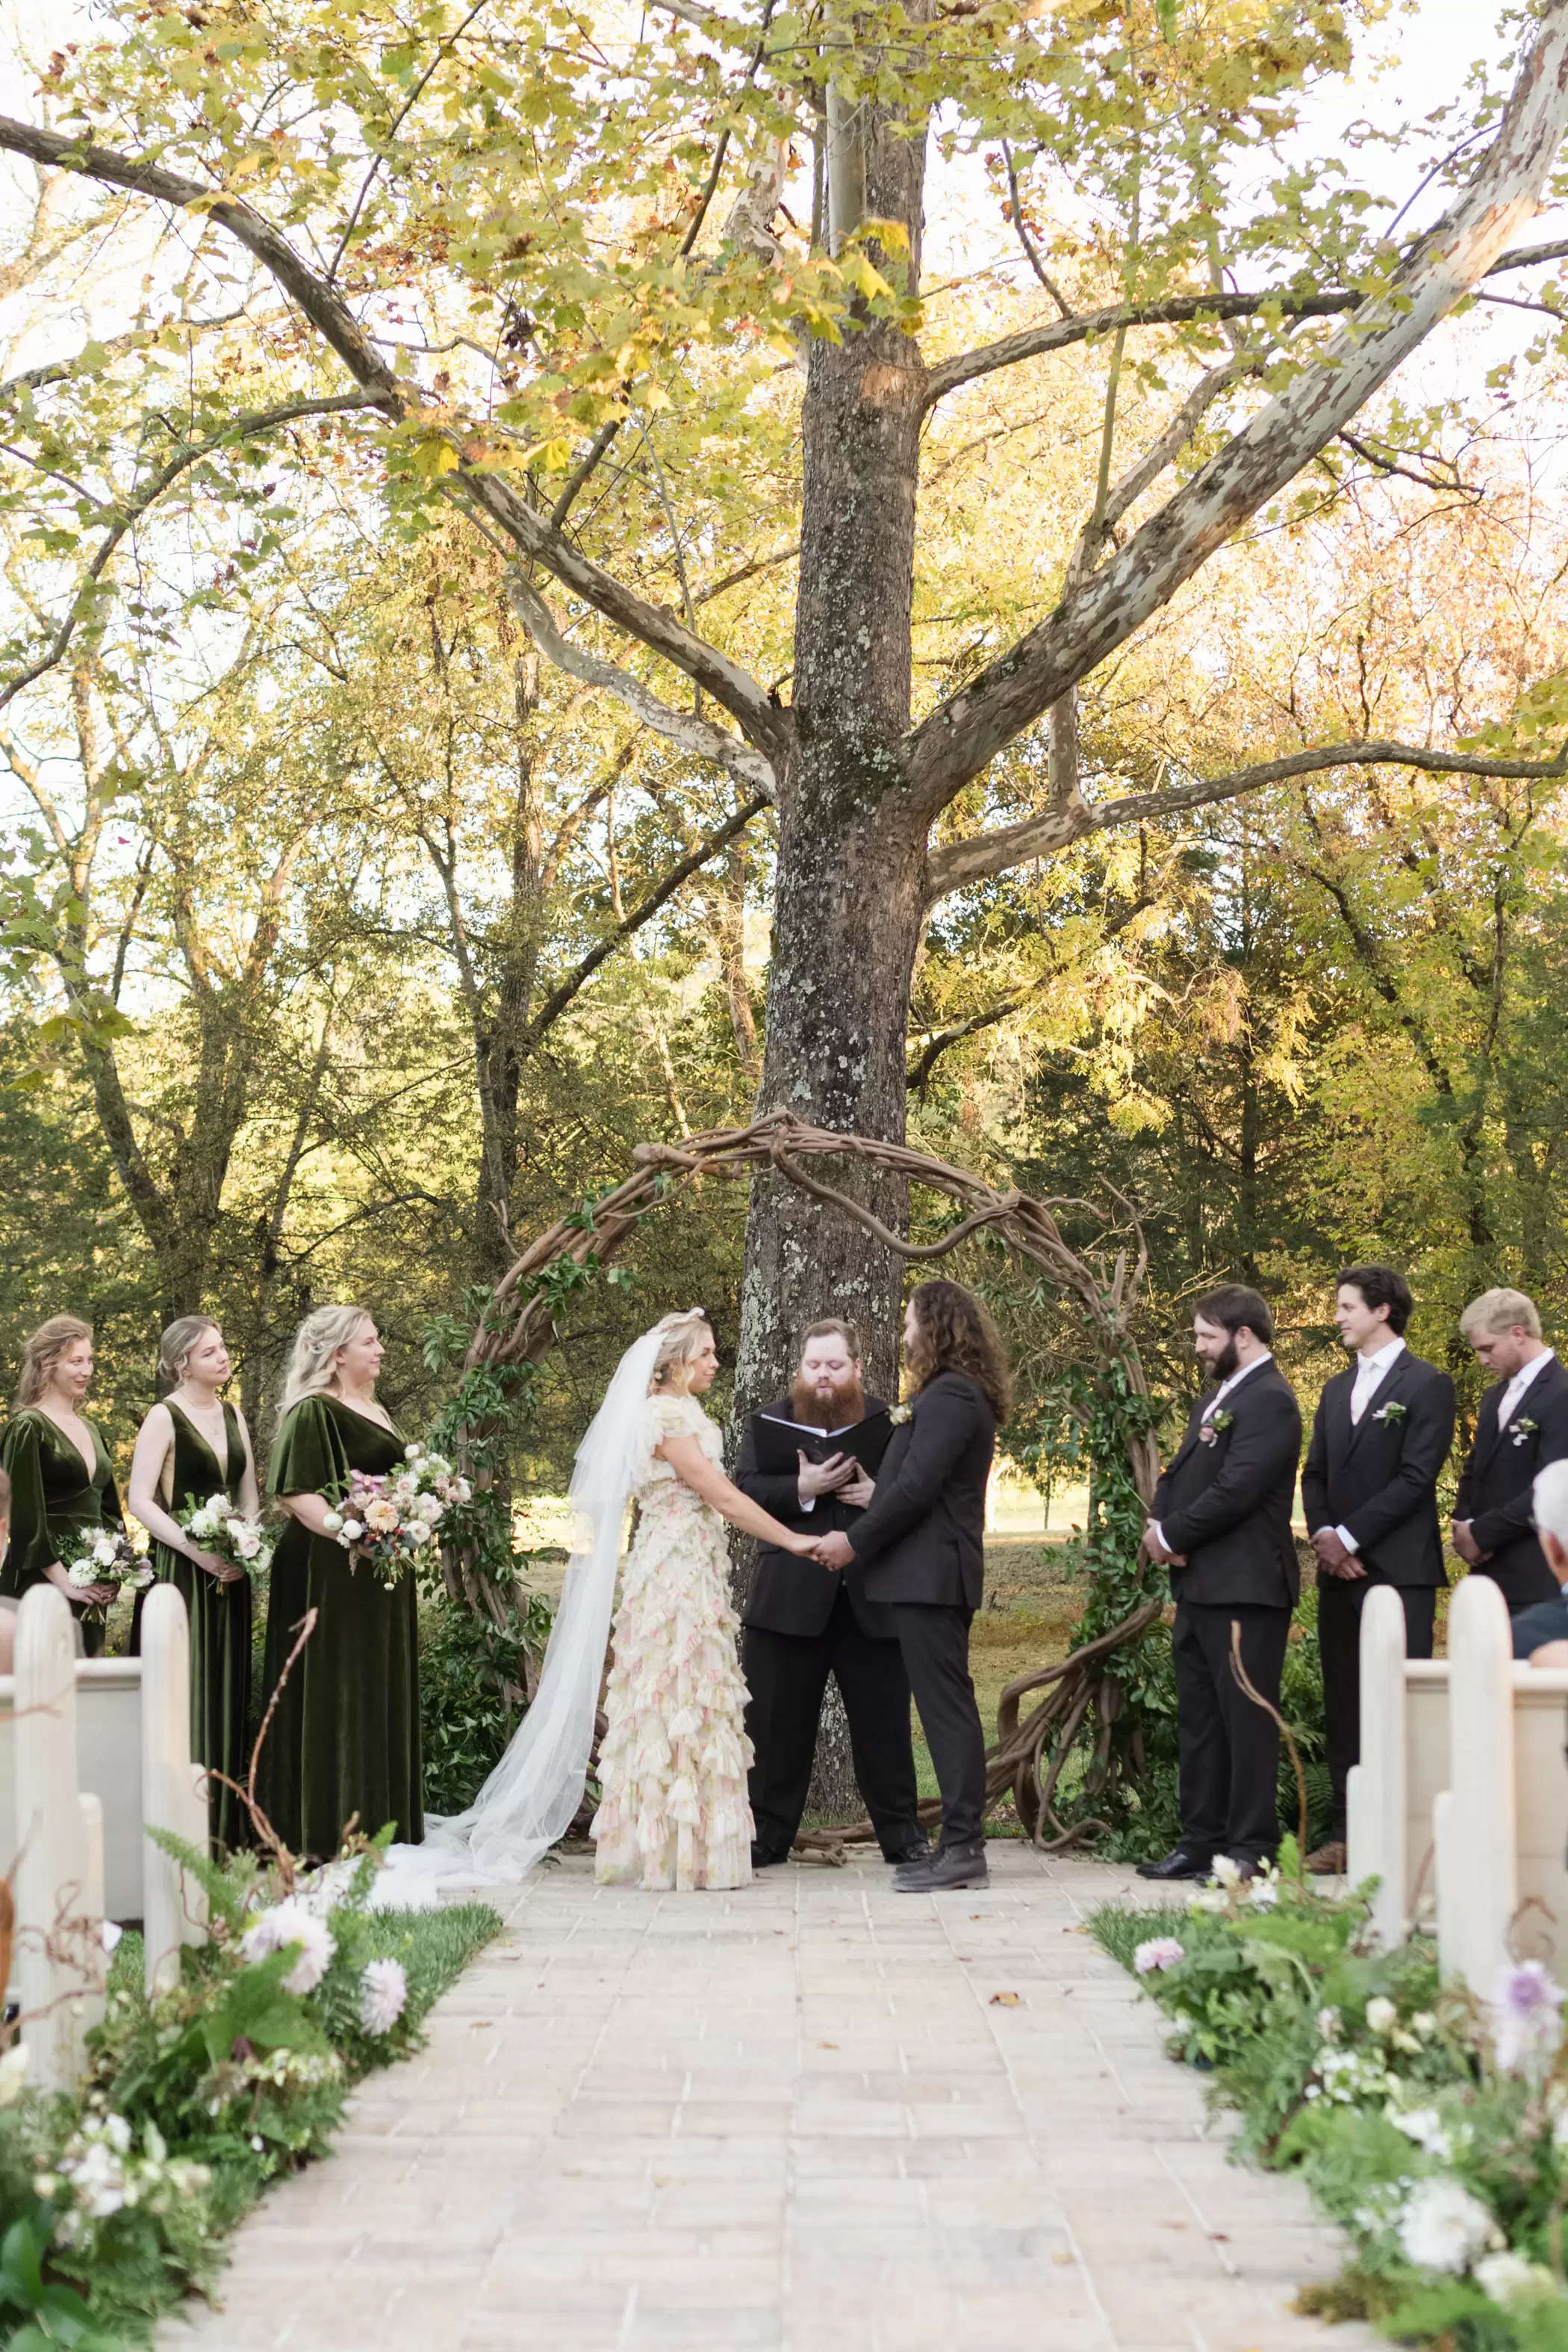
[
  {"x1": 4, "y1": 1582, "x2": 211, "y2": 2088},
  {"x1": 1345, "y1": 1572, "x2": 1568, "y2": 1988}
]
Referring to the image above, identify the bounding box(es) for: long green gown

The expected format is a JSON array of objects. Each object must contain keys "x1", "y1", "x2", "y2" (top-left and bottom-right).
[
  {"x1": 0, "y1": 1408, "x2": 124, "y2": 1658},
  {"x1": 260, "y1": 1393, "x2": 423, "y2": 1861},
  {"x1": 151, "y1": 1401, "x2": 253, "y2": 1853}
]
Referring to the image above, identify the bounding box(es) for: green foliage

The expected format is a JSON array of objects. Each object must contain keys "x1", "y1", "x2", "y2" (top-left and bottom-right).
[
  {"x1": 419, "y1": 1587, "x2": 553, "y2": 1814},
  {"x1": 1094, "y1": 1864, "x2": 1568, "y2": 2346},
  {"x1": 0, "y1": 1841, "x2": 498, "y2": 2346}
]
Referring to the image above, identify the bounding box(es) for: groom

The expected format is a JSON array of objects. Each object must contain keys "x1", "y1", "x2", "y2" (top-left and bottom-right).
[{"x1": 735, "y1": 1319, "x2": 927, "y2": 1869}]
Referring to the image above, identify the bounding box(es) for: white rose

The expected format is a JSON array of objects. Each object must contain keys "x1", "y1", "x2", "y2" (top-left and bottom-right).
[
  {"x1": 419, "y1": 1494, "x2": 444, "y2": 1525},
  {"x1": 1210, "y1": 1855, "x2": 1241, "y2": 1888},
  {"x1": 1397, "y1": 2177, "x2": 1499, "y2": 2275},
  {"x1": 405, "y1": 1521, "x2": 432, "y2": 1548},
  {"x1": 234, "y1": 1529, "x2": 261, "y2": 1561},
  {"x1": 90, "y1": 1534, "x2": 119, "y2": 1568},
  {"x1": 404, "y1": 1442, "x2": 423, "y2": 1463},
  {"x1": 1366, "y1": 1996, "x2": 1399, "y2": 2037}
]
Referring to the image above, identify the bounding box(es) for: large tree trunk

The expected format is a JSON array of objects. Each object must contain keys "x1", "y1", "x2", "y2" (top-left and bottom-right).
[{"x1": 733, "y1": 102, "x2": 930, "y2": 1811}]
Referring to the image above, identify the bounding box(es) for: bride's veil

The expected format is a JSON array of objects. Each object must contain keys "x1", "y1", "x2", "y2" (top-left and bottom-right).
[{"x1": 371, "y1": 1309, "x2": 703, "y2": 1906}]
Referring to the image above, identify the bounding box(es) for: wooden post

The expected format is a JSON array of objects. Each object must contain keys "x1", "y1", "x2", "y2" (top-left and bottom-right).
[
  {"x1": 14, "y1": 1587, "x2": 102, "y2": 2091},
  {"x1": 139, "y1": 1584, "x2": 209, "y2": 1996},
  {"x1": 1346, "y1": 1583, "x2": 1407, "y2": 1947},
  {"x1": 1442, "y1": 1572, "x2": 1516, "y2": 1990}
]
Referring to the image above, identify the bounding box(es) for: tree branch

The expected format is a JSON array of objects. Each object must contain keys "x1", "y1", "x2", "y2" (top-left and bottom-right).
[
  {"x1": 924, "y1": 736, "x2": 1568, "y2": 903},
  {"x1": 0, "y1": 393, "x2": 376, "y2": 710},
  {"x1": 921, "y1": 234, "x2": 1568, "y2": 415},
  {"x1": 904, "y1": 4, "x2": 1568, "y2": 812},
  {"x1": 523, "y1": 791, "x2": 769, "y2": 1044},
  {"x1": 0, "y1": 113, "x2": 788, "y2": 764},
  {"x1": 505, "y1": 572, "x2": 779, "y2": 797}
]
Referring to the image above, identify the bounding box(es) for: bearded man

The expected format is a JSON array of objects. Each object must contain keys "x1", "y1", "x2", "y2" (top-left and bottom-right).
[{"x1": 733, "y1": 1319, "x2": 927, "y2": 1870}]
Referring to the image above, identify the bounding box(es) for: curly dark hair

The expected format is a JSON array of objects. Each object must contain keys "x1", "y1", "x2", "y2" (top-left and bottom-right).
[{"x1": 905, "y1": 1279, "x2": 1012, "y2": 1419}]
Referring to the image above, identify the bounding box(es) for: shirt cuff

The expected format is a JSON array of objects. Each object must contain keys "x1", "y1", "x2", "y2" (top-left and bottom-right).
[
  {"x1": 1153, "y1": 1522, "x2": 1169, "y2": 1553},
  {"x1": 799, "y1": 1491, "x2": 815, "y2": 1513},
  {"x1": 1336, "y1": 1524, "x2": 1360, "y2": 1554}
]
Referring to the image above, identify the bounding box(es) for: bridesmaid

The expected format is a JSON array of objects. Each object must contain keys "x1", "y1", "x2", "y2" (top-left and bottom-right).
[
  {"x1": 0, "y1": 1316, "x2": 122, "y2": 1655},
  {"x1": 128, "y1": 1317, "x2": 259, "y2": 1851},
  {"x1": 261, "y1": 1305, "x2": 422, "y2": 1861}
]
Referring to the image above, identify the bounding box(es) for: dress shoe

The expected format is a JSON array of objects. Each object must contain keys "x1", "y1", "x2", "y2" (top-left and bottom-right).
[
  {"x1": 1134, "y1": 1847, "x2": 1213, "y2": 1882},
  {"x1": 750, "y1": 1842, "x2": 789, "y2": 1869},
  {"x1": 895, "y1": 1839, "x2": 989, "y2": 1893},
  {"x1": 1305, "y1": 1840, "x2": 1348, "y2": 1876}
]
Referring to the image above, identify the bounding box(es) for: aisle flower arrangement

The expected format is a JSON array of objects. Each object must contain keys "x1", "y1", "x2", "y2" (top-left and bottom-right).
[
  {"x1": 1095, "y1": 1842, "x2": 1568, "y2": 2348},
  {"x1": 0, "y1": 1832, "x2": 496, "y2": 2347}
]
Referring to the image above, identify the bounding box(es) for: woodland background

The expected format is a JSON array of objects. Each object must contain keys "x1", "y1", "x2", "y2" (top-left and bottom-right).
[{"x1": 3, "y1": 0, "x2": 1568, "y2": 1509}]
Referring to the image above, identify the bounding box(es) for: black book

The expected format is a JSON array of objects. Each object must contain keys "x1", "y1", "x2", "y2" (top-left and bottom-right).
[{"x1": 750, "y1": 1408, "x2": 895, "y2": 1479}]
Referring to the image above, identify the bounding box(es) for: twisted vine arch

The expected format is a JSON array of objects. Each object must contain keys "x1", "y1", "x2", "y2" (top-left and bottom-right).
[{"x1": 460, "y1": 1113, "x2": 1169, "y2": 1852}]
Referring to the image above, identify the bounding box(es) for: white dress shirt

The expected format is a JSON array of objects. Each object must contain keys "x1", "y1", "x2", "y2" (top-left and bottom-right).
[
  {"x1": 1152, "y1": 1353, "x2": 1273, "y2": 1555},
  {"x1": 1496, "y1": 1346, "x2": 1555, "y2": 1434},
  {"x1": 1323, "y1": 1336, "x2": 1405, "y2": 1553}
]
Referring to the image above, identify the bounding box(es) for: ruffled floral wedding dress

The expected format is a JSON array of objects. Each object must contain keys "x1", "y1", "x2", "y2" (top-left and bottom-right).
[{"x1": 590, "y1": 1390, "x2": 754, "y2": 1891}]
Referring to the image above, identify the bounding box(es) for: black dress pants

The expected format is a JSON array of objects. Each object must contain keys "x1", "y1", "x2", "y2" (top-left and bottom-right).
[
  {"x1": 1172, "y1": 1600, "x2": 1290, "y2": 1867},
  {"x1": 890, "y1": 1602, "x2": 986, "y2": 1847},
  {"x1": 743, "y1": 1589, "x2": 922, "y2": 1861},
  {"x1": 1317, "y1": 1575, "x2": 1437, "y2": 1837}
]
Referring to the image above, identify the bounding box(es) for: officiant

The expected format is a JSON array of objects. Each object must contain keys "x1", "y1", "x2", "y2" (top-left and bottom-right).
[{"x1": 735, "y1": 1319, "x2": 927, "y2": 1870}]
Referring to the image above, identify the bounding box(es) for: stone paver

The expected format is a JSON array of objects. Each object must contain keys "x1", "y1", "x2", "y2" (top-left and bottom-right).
[{"x1": 157, "y1": 1847, "x2": 1377, "y2": 2352}]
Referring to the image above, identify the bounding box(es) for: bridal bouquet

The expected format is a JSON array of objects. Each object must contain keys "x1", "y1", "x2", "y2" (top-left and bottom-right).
[
  {"x1": 176, "y1": 1493, "x2": 274, "y2": 1576},
  {"x1": 57, "y1": 1525, "x2": 153, "y2": 1605},
  {"x1": 323, "y1": 1441, "x2": 471, "y2": 1591}
]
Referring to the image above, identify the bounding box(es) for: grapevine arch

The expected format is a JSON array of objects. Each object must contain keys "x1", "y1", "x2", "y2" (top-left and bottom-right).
[{"x1": 458, "y1": 1113, "x2": 1169, "y2": 1851}]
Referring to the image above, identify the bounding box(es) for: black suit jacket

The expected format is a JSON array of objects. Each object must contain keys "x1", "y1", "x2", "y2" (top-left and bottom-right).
[
  {"x1": 844, "y1": 1371, "x2": 996, "y2": 1611},
  {"x1": 1152, "y1": 1359, "x2": 1302, "y2": 1610},
  {"x1": 735, "y1": 1396, "x2": 897, "y2": 1639},
  {"x1": 1300, "y1": 1348, "x2": 1455, "y2": 1589},
  {"x1": 1455, "y1": 1354, "x2": 1568, "y2": 1610}
]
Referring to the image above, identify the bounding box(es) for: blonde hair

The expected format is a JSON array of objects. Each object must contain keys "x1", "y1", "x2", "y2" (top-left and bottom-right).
[
  {"x1": 1460, "y1": 1287, "x2": 1543, "y2": 1343},
  {"x1": 158, "y1": 1315, "x2": 221, "y2": 1392},
  {"x1": 15, "y1": 1315, "x2": 93, "y2": 1409},
  {"x1": 650, "y1": 1316, "x2": 712, "y2": 1396},
  {"x1": 283, "y1": 1305, "x2": 374, "y2": 1408}
]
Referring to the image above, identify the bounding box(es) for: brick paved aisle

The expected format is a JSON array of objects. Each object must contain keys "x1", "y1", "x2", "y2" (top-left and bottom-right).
[{"x1": 159, "y1": 1846, "x2": 1376, "y2": 2352}]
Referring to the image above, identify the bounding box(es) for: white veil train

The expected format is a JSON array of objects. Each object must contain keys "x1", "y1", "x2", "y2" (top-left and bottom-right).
[{"x1": 371, "y1": 1310, "x2": 701, "y2": 1909}]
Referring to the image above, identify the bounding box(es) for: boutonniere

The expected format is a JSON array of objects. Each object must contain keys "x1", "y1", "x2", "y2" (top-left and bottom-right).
[
  {"x1": 1198, "y1": 1410, "x2": 1234, "y2": 1446},
  {"x1": 1509, "y1": 1415, "x2": 1539, "y2": 1447},
  {"x1": 889, "y1": 1403, "x2": 912, "y2": 1426},
  {"x1": 1372, "y1": 1400, "x2": 1407, "y2": 1425}
]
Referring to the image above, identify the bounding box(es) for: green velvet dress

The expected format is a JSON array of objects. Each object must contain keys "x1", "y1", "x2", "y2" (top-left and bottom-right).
[
  {"x1": 261, "y1": 1394, "x2": 423, "y2": 1862},
  {"x1": 0, "y1": 1408, "x2": 123, "y2": 1658},
  {"x1": 152, "y1": 1401, "x2": 253, "y2": 1853}
]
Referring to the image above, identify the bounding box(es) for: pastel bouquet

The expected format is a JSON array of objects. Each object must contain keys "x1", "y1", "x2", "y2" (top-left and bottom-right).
[
  {"x1": 57, "y1": 1525, "x2": 152, "y2": 1608},
  {"x1": 176, "y1": 1493, "x2": 274, "y2": 1576},
  {"x1": 322, "y1": 1441, "x2": 472, "y2": 1591}
]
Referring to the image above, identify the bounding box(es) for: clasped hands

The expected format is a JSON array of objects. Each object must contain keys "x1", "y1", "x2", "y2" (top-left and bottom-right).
[{"x1": 791, "y1": 1449, "x2": 871, "y2": 1572}]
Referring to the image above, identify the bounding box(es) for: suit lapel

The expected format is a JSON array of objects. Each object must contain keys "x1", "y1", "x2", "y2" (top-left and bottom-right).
[{"x1": 1473, "y1": 1381, "x2": 1508, "y2": 1473}]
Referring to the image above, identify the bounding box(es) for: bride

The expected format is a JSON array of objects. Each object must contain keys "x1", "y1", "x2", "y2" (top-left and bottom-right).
[{"x1": 375, "y1": 1310, "x2": 819, "y2": 1903}]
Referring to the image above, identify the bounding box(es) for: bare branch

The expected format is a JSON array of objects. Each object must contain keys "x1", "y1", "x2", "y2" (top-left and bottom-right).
[
  {"x1": 924, "y1": 735, "x2": 1568, "y2": 903},
  {"x1": 904, "y1": 7, "x2": 1568, "y2": 811},
  {"x1": 0, "y1": 393, "x2": 376, "y2": 710},
  {"x1": 505, "y1": 572, "x2": 778, "y2": 797},
  {"x1": 523, "y1": 791, "x2": 770, "y2": 1042}
]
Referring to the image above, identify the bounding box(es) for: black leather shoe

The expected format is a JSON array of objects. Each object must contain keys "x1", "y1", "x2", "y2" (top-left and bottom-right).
[
  {"x1": 1134, "y1": 1847, "x2": 1212, "y2": 1882},
  {"x1": 750, "y1": 1843, "x2": 789, "y2": 1869},
  {"x1": 895, "y1": 1839, "x2": 989, "y2": 1893},
  {"x1": 886, "y1": 1836, "x2": 931, "y2": 1867}
]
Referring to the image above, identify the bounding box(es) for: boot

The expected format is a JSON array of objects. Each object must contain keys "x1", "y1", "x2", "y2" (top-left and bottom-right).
[{"x1": 894, "y1": 1838, "x2": 989, "y2": 1893}]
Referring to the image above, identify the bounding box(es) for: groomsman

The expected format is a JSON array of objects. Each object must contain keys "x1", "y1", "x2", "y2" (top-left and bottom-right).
[
  {"x1": 734, "y1": 1319, "x2": 925, "y2": 1870},
  {"x1": 1137, "y1": 1286, "x2": 1302, "y2": 1883},
  {"x1": 1452, "y1": 1287, "x2": 1568, "y2": 1611},
  {"x1": 1301, "y1": 1265, "x2": 1455, "y2": 1875}
]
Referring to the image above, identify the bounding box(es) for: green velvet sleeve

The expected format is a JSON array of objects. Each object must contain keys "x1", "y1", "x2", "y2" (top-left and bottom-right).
[
  {"x1": 0, "y1": 1413, "x2": 56, "y2": 1583},
  {"x1": 267, "y1": 1396, "x2": 349, "y2": 1502}
]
